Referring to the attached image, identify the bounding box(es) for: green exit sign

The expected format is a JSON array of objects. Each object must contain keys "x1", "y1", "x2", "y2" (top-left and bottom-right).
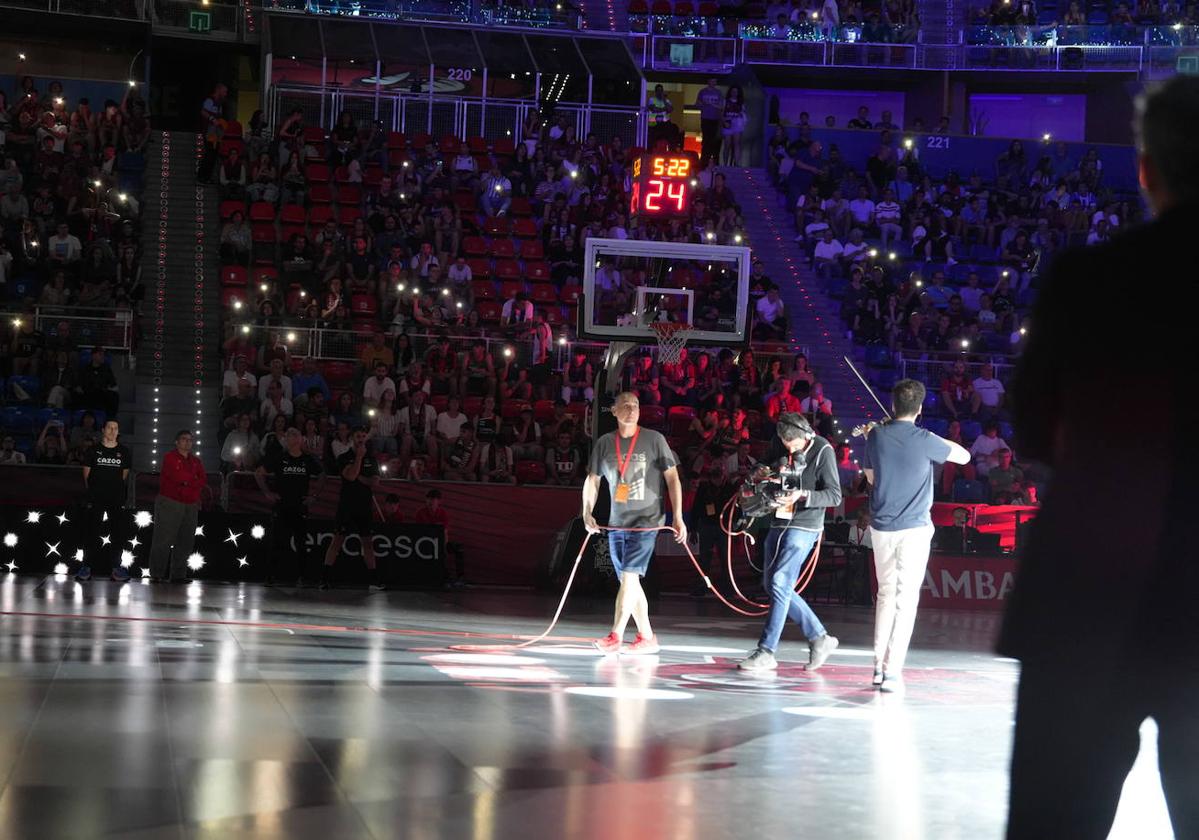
[{"x1": 189, "y1": 10, "x2": 211, "y2": 32}]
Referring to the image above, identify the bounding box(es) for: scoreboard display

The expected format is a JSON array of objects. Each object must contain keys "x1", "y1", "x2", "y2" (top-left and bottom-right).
[{"x1": 629, "y1": 152, "x2": 697, "y2": 218}]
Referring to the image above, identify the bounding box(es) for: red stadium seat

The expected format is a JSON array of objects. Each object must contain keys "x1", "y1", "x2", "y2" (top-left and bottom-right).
[
  {"x1": 499, "y1": 279, "x2": 524, "y2": 300},
  {"x1": 253, "y1": 266, "x2": 279, "y2": 286},
  {"x1": 512, "y1": 218, "x2": 538, "y2": 238},
  {"x1": 501, "y1": 399, "x2": 531, "y2": 419},
  {"x1": 560, "y1": 283, "x2": 583, "y2": 305},
  {"x1": 350, "y1": 294, "x2": 378, "y2": 316},
  {"x1": 387, "y1": 150, "x2": 409, "y2": 168},
  {"x1": 219, "y1": 200, "x2": 246, "y2": 220},
  {"x1": 491, "y1": 239, "x2": 516, "y2": 258},
  {"x1": 495, "y1": 261, "x2": 521, "y2": 281},
  {"x1": 309, "y1": 184, "x2": 334, "y2": 205},
  {"x1": 483, "y1": 217, "x2": 512, "y2": 237},
  {"x1": 530, "y1": 284, "x2": 557, "y2": 304},
  {"x1": 411, "y1": 132, "x2": 433, "y2": 150},
  {"x1": 467, "y1": 259, "x2": 492, "y2": 280},
  {"x1": 387, "y1": 132, "x2": 407, "y2": 150},
  {"x1": 308, "y1": 205, "x2": 336, "y2": 226},
  {"x1": 218, "y1": 139, "x2": 244, "y2": 158},
  {"x1": 337, "y1": 184, "x2": 362, "y2": 205},
  {"x1": 668, "y1": 405, "x2": 696, "y2": 436},
  {"x1": 628, "y1": 0, "x2": 649, "y2": 12},
  {"x1": 651, "y1": 0, "x2": 671, "y2": 13},
  {"x1": 518, "y1": 240, "x2": 544, "y2": 260},
  {"x1": 565, "y1": 402, "x2": 588, "y2": 423},
  {"x1": 221, "y1": 265, "x2": 247, "y2": 287},
  {"x1": 525, "y1": 262, "x2": 550, "y2": 283},
  {"x1": 464, "y1": 236, "x2": 489, "y2": 257},
  {"x1": 509, "y1": 196, "x2": 532, "y2": 217},
  {"x1": 453, "y1": 193, "x2": 477, "y2": 214},
  {"x1": 323, "y1": 361, "x2": 356, "y2": 384},
  {"x1": 249, "y1": 201, "x2": 275, "y2": 223},
  {"x1": 674, "y1": 0, "x2": 694, "y2": 14},
  {"x1": 640, "y1": 405, "x2": 666, "y2": 429},
  {"x1": 698, "y1": 0, "x2": 718, "y2": 13},
  {"x1": 493, "y1": 137, "x2": 516, "y2": 157},
  {"x1": 515, "y1": 461, "x2": 547, "y2": 484},
  {"x1": 306, "y1": 162, "x2": 331, "y2": 183},
  {"x1": 534, "y1": 399, "x2": 555, "y2": 422},
  {"x1": 462, "y1": 396, "x2": 483, "y2": 417},
  {"x1": 471, "y1": 279, "x2": 496, "y2": 300},
  {"x1": 467, "y1": 136, "x2": 488, "y2": 154},
  {"x1": 440, "y1": 134, "x2": 460, "y2": 153},
  {"x1": 338, "y1": 206, "x2": 363, "y2": 228},
  {"x1": 542, "y1": 308, "x2": 564, "y2": 327},
  {"x1": 302, "y1": 126, "x2": 326, "y2": 144},
  {"x1": 476, "y1": 300, "x2": 503, "y2": 323},
  {"x1": 280, "y1": 205, "x2": 306, "y2": 228},
  {"x1": 223, "y1": 120, "x2": 243, "y2": 139}
]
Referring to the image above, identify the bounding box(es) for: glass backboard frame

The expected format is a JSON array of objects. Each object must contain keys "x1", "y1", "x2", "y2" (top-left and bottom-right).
[{"x1": 579, "y1": 237, "x2": 752, "y2": 347}]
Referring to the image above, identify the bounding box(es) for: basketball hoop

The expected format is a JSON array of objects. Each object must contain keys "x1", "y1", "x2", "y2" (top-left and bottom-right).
[{"x1": 650, "y1": 321, "x2": 692, "y2": 365}]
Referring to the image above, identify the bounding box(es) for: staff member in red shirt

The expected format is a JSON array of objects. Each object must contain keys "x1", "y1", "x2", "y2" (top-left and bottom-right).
[
  {"x1": 148, "y1": 430, "x2": 208, "y2": 582},
  {"x1": 413, "y1": 488, "x2": 465, "y2": 588}
]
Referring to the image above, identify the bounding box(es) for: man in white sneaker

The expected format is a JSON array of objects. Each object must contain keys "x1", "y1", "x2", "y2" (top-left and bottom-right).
[
  {"x1": 863, "y1": 379, "x2": 970, "y2": 692},
  {"x1": 583, "y1": 391, "x2": 686, "y2": 656},
  {"x1": 739, "y1": 412, "x2": 842, "y2": 673}
]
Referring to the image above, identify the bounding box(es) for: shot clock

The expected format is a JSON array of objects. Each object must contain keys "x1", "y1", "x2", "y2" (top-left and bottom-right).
[{"x1": 629, "y1": 152, "x2": 697, "y2": 218}]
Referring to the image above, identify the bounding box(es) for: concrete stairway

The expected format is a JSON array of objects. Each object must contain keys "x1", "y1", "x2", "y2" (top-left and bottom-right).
[
  {"x1": 917, "y1": 0, "x2": 962, "y2": 68},
  {"x1": 721, "y1": 166, "x2": 886, "y2": 442},
  {"x1": 579, "y1": 0, "x2": 627, "y2": 31},
  {"x1": 133, "y1": 131, "x2": 223, "y2": 473}
]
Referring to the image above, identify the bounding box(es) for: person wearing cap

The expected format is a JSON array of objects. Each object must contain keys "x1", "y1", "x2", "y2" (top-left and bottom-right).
[
  {"x1": 222, "y1": 355, "x2": 257, "y2": 398},
  {"x1": 413, "y1": 488, "x2": 465, "y2": 588},
  {"x1": 148, "y1": 430, "x2": 208, "y2": 583}
]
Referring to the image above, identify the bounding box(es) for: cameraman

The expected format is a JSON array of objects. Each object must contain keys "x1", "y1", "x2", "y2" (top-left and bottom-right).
[{"x1": 739, "y1": 412, "x2": 842, "y2": 673}]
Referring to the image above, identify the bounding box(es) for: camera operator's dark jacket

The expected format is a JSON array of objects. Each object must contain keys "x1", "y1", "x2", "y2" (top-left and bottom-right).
[{"x1": 763, "y1": 436, "x2": 842, "y2": 531}]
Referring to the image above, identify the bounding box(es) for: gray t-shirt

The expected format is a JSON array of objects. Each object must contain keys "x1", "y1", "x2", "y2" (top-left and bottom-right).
[
  {"x1": 864, "y1": 420, "x2": 953, "y2": 532},
  {"x1": 589, "y1": 427, "x2": 677, "y2": 528},
  {"x1": 696, "y1": 87, "x2": 725, "y2": 121}
]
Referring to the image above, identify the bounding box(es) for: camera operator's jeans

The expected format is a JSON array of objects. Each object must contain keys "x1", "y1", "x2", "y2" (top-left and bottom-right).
[{"x1": 759, "y1": 526, "x2": 826, "y2": 653}]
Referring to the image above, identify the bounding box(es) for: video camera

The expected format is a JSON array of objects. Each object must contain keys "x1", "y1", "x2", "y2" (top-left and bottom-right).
[{"x1": 735, "y1": 454, "x2": 807, "y2": 524}]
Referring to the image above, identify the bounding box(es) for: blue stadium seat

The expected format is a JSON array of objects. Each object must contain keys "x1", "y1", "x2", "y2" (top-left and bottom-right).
[
  {"x1": 960, "y1": 421, "x2": 983, "y2": 442},
  {"x1": 999, "y1": 422, "x2": 1014, "y2": 441},
  {"x1": 924, "y1": 418, "x2": 950, "y2": 437},
  {"x1": 865, "y1": 345, "x2": 892, "y2": 368},
  {"x1": 923, "y1": 391, "x2": 941, "y2": 415},
  {"x1": 7, "y1": 377, "x2": 40, "y2": 402},
  {"x1": 1, "y1": 406, "x2": 35, "y2": 434},
  {"x1": 875, "y1": 369, "x2": 898, "y2": 390},
  {"x1": 953, "y1": 479, "x2": 988, "y2": 503},
  {"x1": 72, "y1": 409, "x2": 106, "y2": 428},
  {"x1": 35, "y1": 408, "x2": 69, "y2": 428}
]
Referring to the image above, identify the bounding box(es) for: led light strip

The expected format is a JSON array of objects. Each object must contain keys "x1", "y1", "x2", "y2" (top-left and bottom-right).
[
  {"x1": 150, "y1": 133, "x2": 171, "y2": 468},
  {"x1": 192, "y1": 135, "x2": 208, "y2": 457}
]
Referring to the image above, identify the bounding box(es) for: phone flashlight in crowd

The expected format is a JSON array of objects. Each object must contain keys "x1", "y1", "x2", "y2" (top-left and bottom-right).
[
  {"x1": 54, "y1": 97, "x2": 63, "y2": 106},
  {"x1": 11, "y1": 319, "x2": 20, "y2": 328},
  {"x1": 441, "y1": 288, "x2": 450, "y2": 297},
  {"x1": 1002, "y1": 270, "x2": 1011, "y2": 278},
  {"x1": 706, "y1": 232, "x2": 715, "y2": 241},
  {"x1": 558, "y1": 336, "x2": 567, "y2": 345},
  {"x1": 286, "y1": 332, "x2": 296, "y2": 343},
  {"x1": 381, "y1": 464, "x2": 389, "y2": 474},
  {"x1": 903, "y1": 138, "x2": 913, "y2": 149},
  {"x1": 456, "y1": 302, "x2": 463, "y2": 309},
  {"x1": 689, "y1": 178, "x2": 698, "y2": 187},
  {"x1": 503, "y1": 347, "x2": 513, "y2": 358},
  {"x1": 241, "y1": 325, "x2": 250, "y2": 334},
  {"x1": 128, "y1": 80, "x2": 136, "y2": 87},
  {"x1": 18, "y1": 53, "x2": 26, "y2": 61},
  {"x1": 259, "y1": 283, "x2": 268, "y2": 292},
  {"x1": 1042, "y1": 132, "x2": 1052, "y2": 142},
  {"x1": 869, "y1": 249, "x2": 878, "y2": 258},
  {"x1": 569, "y1": 170, "x2": 578, "y2": 179},
  {"x1": 494, "y1": 183, "x2": 503, "y2": 192},
  {"x1": 118, "y1": 193, "x2": 128, "y2": 203},
  {"x1": 399, "y1": 192, "x2": 407, "y2": 200},
  {"x1": 396, "y1": 283, "x2": 405, "y2": 292},
  {"x1": 960, "y1": 339, "x2": 971, "y2": 349},
  {"x1": 734, "y1": 233, "x2": 743, "y2": 243},
  {"x1": 233, "y1": 301, "x2": 243, "y2": 310},
  {"x1": 1020, "y1": 327, "x2": 1028, "y2": 336},
  {"x1": 93, "y1": 180, "x2": 102, "y2": 188},
  {"x1": 368, "y1": 408, "x2": 377, "y2": 418},
  {"x1": 888, "y1": 252, "x2": 898, "y2": 260},
  {"x1": 299, "y1": 290, "x2": 307, "y2": 298},
  {"x1": 233, "y1": 447, "x2": 242, "y2": 456},
  {"x1": 915, "y1": 279, "x2": 924, "y2": 287}
]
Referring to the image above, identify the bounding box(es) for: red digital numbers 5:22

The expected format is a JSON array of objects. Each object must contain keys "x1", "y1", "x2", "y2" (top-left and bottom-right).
[{"x1": 644, "y1": 178, "x2": 687, "y2": 213}]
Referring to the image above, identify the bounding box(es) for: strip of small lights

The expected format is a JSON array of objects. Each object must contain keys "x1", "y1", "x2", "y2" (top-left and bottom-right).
[
  {"x1": 743, "y1": 170, "x2": 872, "y2": 455},
  {"x1": 192, "y1": 134, "x2": 208, "y2": 458},
  {"x1": 151, "y1": 132, "x2": 171, "y2": 468}
]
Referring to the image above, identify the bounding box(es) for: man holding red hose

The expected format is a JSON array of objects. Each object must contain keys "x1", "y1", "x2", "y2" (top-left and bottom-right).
[{"x1": 583, "y1": 391, "x2": 686, "y2": 656}]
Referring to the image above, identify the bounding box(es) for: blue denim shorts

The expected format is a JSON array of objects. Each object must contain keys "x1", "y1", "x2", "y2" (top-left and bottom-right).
[{"x1": 607, "y1": 529, "x2": 658, "y2": 577}]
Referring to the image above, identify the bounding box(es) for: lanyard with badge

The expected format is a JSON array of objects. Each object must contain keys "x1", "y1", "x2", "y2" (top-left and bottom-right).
[{"x1": 613, "y1": 427, "x2": 640, "y2": 504}]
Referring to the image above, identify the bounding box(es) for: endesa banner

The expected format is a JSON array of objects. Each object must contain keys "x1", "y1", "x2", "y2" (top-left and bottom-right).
[{"x1": 919, "y1": 554, "x2": 1019, "y2": 612}]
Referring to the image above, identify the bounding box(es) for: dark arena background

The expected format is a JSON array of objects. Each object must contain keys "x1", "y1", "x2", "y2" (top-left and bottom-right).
[{"x1": 0, "y1": 0, "x2": 1193, "y2": 836}]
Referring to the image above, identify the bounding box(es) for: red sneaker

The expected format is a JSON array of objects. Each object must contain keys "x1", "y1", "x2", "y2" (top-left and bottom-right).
[
  {"x1": 623, "y1": 634, "x2": 661, "y2": 655},
  {"x1": 593, "y1": 632, "x2": 622, "y2": 654}
]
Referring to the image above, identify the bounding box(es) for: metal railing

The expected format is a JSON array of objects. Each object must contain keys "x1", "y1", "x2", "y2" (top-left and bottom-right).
[
  {"x1": 224, "y1": 323, "x2": 805, "y2": 373},
  {"x1": 267, "y1": 0, "x2": 582, "y2": 29},
  {"x1": 0, "y1": 0, "x2": 147, "y2": 17},
  {"x1": 269, "y1": 84, "x2": 644, "y2": 148},
  {"x1": 31, "y1": 305, "x2": 137, "y2": 353},
  {"x1": 899, "y1": 355, "x2": 1016, "y2": 391}
]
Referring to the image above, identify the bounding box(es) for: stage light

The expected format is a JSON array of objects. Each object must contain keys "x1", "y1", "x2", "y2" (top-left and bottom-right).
[
  {"x1": 237, "y1": 556, "x2": 249, "y2": 567},
  {"x1": 194, "y1": 525, "x2": 205, "y2": 537},
  {"x1": 134, "y1": 511, "x2": 153, "y2": 528},
  {"x1": 4, "y1": 561, "x2": 16, "y2": 573},
  {"x1": 100, "y1": 535, "x2": 112, "y2": 546},
  {"x1": 44, "y1": 541, "x2": 60, "y2": 557},
  {"x1": 250, "y1": 525, "x2": 266, "y2": 540},
  {"x1": 2, "y1": 533, "x2": 17, "y2": 548},
  {"x1": 53, "y1": 563, "x2": 68, "y2": 576},
  {"x1": 26, "y1": 511, "x2": 41, "y2": 524},
  {"x1": 186, "y1": 553, "x2": 205, "y2": 571},
  {"x1": 120, "y1": 551, "x2": 134, "y2": 568}
]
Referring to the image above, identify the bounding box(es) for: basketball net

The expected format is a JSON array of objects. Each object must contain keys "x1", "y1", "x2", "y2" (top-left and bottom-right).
[{"x1": 650, "y1": 321, "x2": 692, "y2": 366}]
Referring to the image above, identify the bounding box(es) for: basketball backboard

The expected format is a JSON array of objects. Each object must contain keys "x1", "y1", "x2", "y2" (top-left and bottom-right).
[{"x1": 579, "y1": 237, "x2": 752, "y2": 348}]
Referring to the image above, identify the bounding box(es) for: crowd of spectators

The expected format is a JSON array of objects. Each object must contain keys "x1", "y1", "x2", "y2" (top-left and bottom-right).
[
  {"x1": 630, "y1": 0, "x2": 920, "y2": 43},
  {"x1": 970, "y1": 0, "x2": 1194, "y2": 27},
  {"x1": 0, "y1": 75, "x2": 146, "y2": 460},
  {"x1": 770, "y1": 117, "x2": 1135, "y2": 362},
  {"x1": 211, "y1": 97, "x2": 822, "y2": 489}
]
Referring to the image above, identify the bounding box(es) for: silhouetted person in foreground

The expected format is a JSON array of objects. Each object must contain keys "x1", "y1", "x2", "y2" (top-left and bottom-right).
[{"x1": 1001, "y1": 76, "x2": 1199, "y2": 838}]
